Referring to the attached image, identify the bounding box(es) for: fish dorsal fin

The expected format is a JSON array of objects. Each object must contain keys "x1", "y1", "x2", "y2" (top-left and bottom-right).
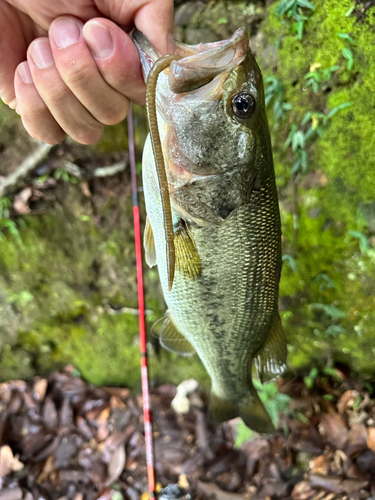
[
  {"x1": 175, "y1": 219, "x2": 202, "y2": 280},
  {"x1": 254, "y1": 314, "x2": 287, "y2": 383},
  {"x1": 144, "y1": 216, "x2": 157, "y2": 267},
  {"x1": 160, "y1": 313, "x2": 195, "y2": 357}
]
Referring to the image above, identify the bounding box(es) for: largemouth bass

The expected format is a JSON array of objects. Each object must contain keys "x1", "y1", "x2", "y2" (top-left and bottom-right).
[{"x1": 133, "y1": 28, "x2": 287, "y2": 433}]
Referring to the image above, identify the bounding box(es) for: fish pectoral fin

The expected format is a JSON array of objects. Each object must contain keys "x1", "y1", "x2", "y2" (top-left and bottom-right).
[
  {"x1": 144, "y1": 216, "x2": 157, "y2": 267},
  {"x1": 254, "y1": 314, "x2": 287, "y2": 383},
  {"x1": 209, "y1": 385, "x2": 274, "y2": 434},
  {"x1": 160, "y1": 313, "x2": 195, "y2": 357},
  {"x1": 175, "y1": 219, "x2": 202, "y2": 280}
]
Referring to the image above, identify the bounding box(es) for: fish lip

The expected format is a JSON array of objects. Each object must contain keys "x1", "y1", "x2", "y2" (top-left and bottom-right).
[
  {"x1": 132, "y1": 27, "x2": 249, "y2": 86},
  {"x1": 131, "y1": 29, "x2": 161, "y2": 81}
]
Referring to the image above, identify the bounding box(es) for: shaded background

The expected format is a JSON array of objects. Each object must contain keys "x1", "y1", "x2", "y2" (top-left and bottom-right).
[{"x1": 0, "y1": 0, "x2": 374, "y2": 389}]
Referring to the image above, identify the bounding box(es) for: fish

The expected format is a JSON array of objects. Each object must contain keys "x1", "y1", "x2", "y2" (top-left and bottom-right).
[{"x1": 133, "y1": 27, "x2": 287, "y2": 433}]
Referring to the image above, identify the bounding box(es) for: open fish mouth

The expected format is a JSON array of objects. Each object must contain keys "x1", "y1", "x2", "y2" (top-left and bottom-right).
[{"x1": 132, "y1": 27, "x2": 249, "y2": 96}]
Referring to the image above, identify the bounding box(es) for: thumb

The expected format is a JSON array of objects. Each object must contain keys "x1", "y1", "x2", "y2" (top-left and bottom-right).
[{"x1": 133, "y1": 0, "x2": 174, "y2": 55}]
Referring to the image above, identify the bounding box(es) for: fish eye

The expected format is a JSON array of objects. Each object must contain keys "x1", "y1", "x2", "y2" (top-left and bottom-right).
[{"x1": 231, "y1": 93, "x2": 256, "y2": 120}]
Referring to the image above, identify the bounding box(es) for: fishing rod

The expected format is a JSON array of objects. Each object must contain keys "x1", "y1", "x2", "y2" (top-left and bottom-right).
[{"x1": 127, "y1": 105, "x2": 157, "y2": 500}]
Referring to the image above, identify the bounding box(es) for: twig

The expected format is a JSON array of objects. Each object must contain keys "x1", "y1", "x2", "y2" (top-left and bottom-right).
[
  {"x1": 92, "y1": 160, "x2": 128, "y2": 178},
  {"x1": 0, "y1": 142, "x2": 52, "y2": 198},
  {"x1": 104, "y1": 303, "x2": 153, "y2": 316},
  {"x1": 60, "y1": 159, "x2": 128, "y2": 179}
]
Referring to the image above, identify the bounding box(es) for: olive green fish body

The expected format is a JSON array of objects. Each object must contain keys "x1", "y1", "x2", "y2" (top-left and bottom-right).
[{"x1": 135, "y1": 28, "x2": 287, "y2": 432}]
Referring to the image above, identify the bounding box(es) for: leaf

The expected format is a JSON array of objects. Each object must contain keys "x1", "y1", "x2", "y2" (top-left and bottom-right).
[
  {"x1": 342, "y1": 47, "x2": 353, "y2": 61},
  {"x1": 0, "y1": 445, "x2": 24, "y2": 477},
  {"x1": 282, "y1": 254, "x2": 298, "y2": 273},
  {"x1": 338, "y1": 33, "x2": 352, "y2": 42},
  {"x1": 297, "y1": 0, "x2": 315, "y2": 9},
  {"x1": 311, "y1": 303, "x2": 346, "y2": 320},
  {"x1": 327, "y1": 102, "x2": 351, "y2": 120},
  {"x1": 285, "y1": 124, "x2": 298, "y2": 147},
  {"x1": 292, "y1": 130, "x2": 305, "y2": 151},
  {"x1": 345, "y1": 4, "x2": 355, "y2": 16},
  {"x1": 234, "y1": 421, "x2": 253, "y2": 448},
  {"x1": 275, "y1": 0, "x2": 296, "y2": 17},
  {"x1": 300, "y1": 149, "x2": 308, "y2": 172},
  {"x1": 301, "y1": 111, "x2": 313, "y2": 125},
  {"x1": 291, "y1": 157, "x2": 302, "y2": 174},
  {"x1": 337, "y1": 32, "x2": 354, "y2": 44},
  {"x1": 349, "y1": 230, "x2": 369, "y2": 253}
]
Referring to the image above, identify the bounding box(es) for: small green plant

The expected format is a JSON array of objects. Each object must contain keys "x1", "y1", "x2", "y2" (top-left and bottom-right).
[
  {"x1": 304, "y1": 366, "x2": 343, "y2": 390},
  {"x1": 274, "y1": 0, "x2": 315, "y2": 39},
  {"x1": 234, "y1": 380, "x2": 291, "y2": 448},
  {"x1": 264, "y1": 76, "x2": 293, "y2": 126},
  {"x1": 312, "y1": 273, "x2": 335, "y2": 293},
  {"x1": 284, "y1": 102, "x2": 351, "y2": 175},
  {"x1": 282, "y1": 253, "x2": 298, "y2": 273},
  {"x1": 304, "y1": 64, "x2": 340, "y2": 93},
  {"x1": 255, "y1": 379, "x2": 291, "y2": 428},
  {"x1": 234, "y1": 421, "x2": 254, "y2": 448},
  {"x1": 348, "y1": 230, "x2": 370, "y2": 254},
  {"x1": 0, "y1": 197, "x2": 20, "y2": 241},
  {"x1": 53, "y1": 169, "x2": 78, "y2": 184}
]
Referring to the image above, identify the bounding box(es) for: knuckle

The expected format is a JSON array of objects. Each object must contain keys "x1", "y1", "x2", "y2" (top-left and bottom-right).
[
  {"x1": 38, "y1": 82, "x2": 70, "y2": 108},
  {"x1": 70, "y1": 123, "x2": 104, "y2": 145},
  {"x1": 99, "y1": 105, "x2": 128, "y2": 126},
  {"x1": 58, "y1": 59, "x2": 92, "y2": 88},
  {"x1": 22, "y1": 121, "x2": 65, "y2": 145}
]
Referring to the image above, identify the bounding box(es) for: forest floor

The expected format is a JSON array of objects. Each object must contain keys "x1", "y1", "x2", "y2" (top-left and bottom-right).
[{"x1": 1, "y1": 367, "x2": 375, "y2": 500}]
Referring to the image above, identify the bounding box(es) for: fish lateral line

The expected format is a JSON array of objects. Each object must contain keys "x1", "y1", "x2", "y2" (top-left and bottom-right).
[{"x1": 146, "y1": 53, "x2": 182, "y2": 292}]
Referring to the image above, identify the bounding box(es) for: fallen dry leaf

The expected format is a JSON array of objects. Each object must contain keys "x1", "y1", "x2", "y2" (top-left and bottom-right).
[
  {"x1": 319, "y1": 414, "x2": 348, "y2": 449},
  {"x1": 367, "y1": 426, "x2": 375, "y2": 452},
  {"x1": 197, "y1": 481, "x2": 245, "y2": 500},
  {"x1": 33, "y1": 378, "x2": 48, "y2": 402},
  {"x1": 13, "y1": 187, "x2": 32, "y2": 214},
  {"x1": 345, "y1": 422, "x2": 367, "y2": 457},
  {"x1": 105, "y1": 445, "x2": 126, "y2": 486},
  {"x1": 309, "y1": 454, "x2": 329, "y2": 475},
  {"x1": 337, "y1": 390, "x2": 358, "y2": 414},
  {"x1": 0, "y1": 445, "x2": 24, "y2": 477}
]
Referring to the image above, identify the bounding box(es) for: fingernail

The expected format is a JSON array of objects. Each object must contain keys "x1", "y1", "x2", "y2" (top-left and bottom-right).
[
  {"x1": 30, "y1": 40, "x2": 54, "y2": 69},
  {"x1": 83, "y1": 21, "x2": 114, "y2": 58},
  {"x1": 18, "y1": 62, "x2": 33, "y2": 84},
  {"x1": 50, "y1": 18, "x2": 81, "y2": 49}
]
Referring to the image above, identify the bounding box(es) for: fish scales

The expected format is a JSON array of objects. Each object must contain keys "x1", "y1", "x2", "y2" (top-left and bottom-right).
[{"x1": 134, "y1": 27, "x2": 287, "y2": 433}]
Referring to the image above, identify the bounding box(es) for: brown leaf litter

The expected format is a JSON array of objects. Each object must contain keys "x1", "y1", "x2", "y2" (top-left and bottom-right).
[{"x1": 0, "y1": 367, "x2": 375, "y2": 500}]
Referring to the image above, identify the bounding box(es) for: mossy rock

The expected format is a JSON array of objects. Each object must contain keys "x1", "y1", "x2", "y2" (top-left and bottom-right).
[
  {"x1": 1, "y1": 0, "x2": 375, "y2": 386},
  {"x1": 260, "y1": 0, "x2": 375, "y2": 374}
]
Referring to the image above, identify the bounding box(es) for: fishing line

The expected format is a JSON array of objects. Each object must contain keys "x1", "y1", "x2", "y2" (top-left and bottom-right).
[{"x1": 127, "y1": 105, "x2": 157, "y2": 500}]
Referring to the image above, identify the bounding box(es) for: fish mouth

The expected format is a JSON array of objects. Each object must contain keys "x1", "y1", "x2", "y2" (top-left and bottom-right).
[{"x1": 132, "y1": 27, "x2": 249, "y2": 94}]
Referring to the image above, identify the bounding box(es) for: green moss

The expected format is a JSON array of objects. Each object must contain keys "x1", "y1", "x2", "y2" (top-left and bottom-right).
[
  {"x1": 260, "y1": 0, "x2": 375, "y2": 373},
  {"x1": 0, "y1": 177, "x2": 208, "y2": 386}
]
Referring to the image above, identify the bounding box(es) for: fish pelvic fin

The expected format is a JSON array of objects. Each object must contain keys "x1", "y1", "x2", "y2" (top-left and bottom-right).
[
  {"x1": 175, "y1": 219, "x2": 202, "y2": 280},
  {"x1": 255, "y1": 313, "x2": 287, "y2": 383},
  {"x1": 144, "y1": 216, "x2": 157, "y2": 267},
  {"x1": 159, "y1": 312, "x2": 196, "y2": 357},
  {"x1": 209, "y1": 385, "x2": 274, "y2": 434}
]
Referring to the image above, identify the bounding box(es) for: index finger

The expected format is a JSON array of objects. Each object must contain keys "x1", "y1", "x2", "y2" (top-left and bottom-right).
[{"x1": 134, "y1": 0, "x2": 174, "y2": 55}]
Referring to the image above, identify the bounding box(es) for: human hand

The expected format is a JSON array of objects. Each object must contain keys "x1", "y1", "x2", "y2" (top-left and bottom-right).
[{"x1": 0, "y1": 0, "x2": 173, "y2": 144}]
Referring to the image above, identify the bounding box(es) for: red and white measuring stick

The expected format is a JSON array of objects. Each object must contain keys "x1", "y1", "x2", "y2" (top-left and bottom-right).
[{"x1": 127, "y1": 105, "x2": 157, "y2": 499}]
